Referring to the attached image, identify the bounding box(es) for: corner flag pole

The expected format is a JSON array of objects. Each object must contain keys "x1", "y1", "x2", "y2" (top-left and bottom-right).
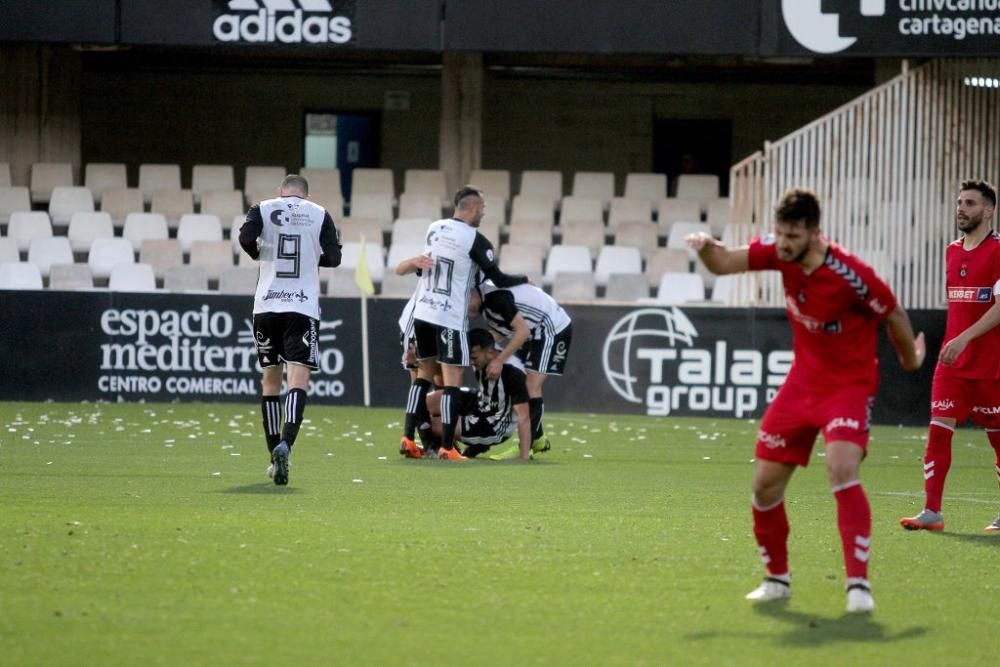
[{"x1": 354, "y1": 235, "x2": 376, "y2": 407}]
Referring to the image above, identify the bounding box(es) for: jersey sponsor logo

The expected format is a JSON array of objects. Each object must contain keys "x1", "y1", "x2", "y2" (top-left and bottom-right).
[
  {"x1": 947, "y1": 286, "x2": 993, "y2": 302},
  {"x1": 264, "y1": 288, "x2": 309, "y2": 303},
  {"x1": 486, "y1": 248, "x2": 495, "y2": 263},
  {"x1": 758, "y1": 430, "x2": 787, "y2": 449},
  {"x1": 602, "y1": 307, "x2": 792, "y2": 418},
  {"x1": 551, "y1": 341, "x2": 568, "y2": 365},
  {"x1": 418, "y1": 293, "x2": 454, "y2": 312},
  {"x1": 270, "y1": 209, "x2": 289, "y2": 226},
  {"x1": 868, "y1": 297, "x2": 889, "y2": 315},
  {"x1": 213, "y1": 0, "x2": 353, "y2": 45},
  {"x1": 932, "y1": 398, "x2": 956, "y2": 411},
  {"x1": 826, "y1": 416, "x2": 861, "y2": 432},
  {"x1": 972, "y1": 404, "x2": 1000, "y2": 416}
]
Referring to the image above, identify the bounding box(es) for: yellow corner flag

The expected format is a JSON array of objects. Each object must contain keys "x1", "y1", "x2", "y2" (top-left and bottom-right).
[{"x1": 354, "y1": 234, "x2": 376, "y2": 297}]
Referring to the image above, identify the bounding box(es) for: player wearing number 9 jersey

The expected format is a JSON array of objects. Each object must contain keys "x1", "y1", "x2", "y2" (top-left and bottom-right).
[
  {"x1": 238, "y1": 174, "x2": 342, "y2": 485},
  {"x1": 400, "y1": 185, "x2": 529, "y2": 460}
]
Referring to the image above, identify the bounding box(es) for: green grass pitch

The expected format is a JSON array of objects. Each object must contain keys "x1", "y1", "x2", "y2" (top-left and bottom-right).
[{"x1": 2, "y1": 401, "x2": 998, "y2": 666}]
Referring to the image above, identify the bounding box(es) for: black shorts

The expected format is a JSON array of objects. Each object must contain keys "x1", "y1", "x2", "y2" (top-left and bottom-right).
[
  {"x1": 461, "y1": 410, "x2": 515, "y2": 446},
  {"x1": 413, "y1": 319, "x2": 469, "y2": 366},
  {"x1": 253, "y1": 312, "x2": 319, "y2": 370},
  {"x1": 521, "y1": 323, "x2": 572, "y2": 376}
]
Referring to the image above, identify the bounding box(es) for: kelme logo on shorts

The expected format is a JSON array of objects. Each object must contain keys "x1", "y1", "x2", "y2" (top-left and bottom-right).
[{"x1": 213, "y1": 0, "x2": 353, "y2": 44}]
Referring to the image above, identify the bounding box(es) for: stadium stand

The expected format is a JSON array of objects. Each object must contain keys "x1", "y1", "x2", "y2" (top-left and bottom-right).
[
  {"x1": 594, "y1": 245, "x2": 642, "y2": 286},
  {"x1": 200, "y1": 189, "x2": 244, "y2": 222},
  {"x1": 218, "y1": 267, "x2": 259, "y2": 295},
  {"x1": 350, "y1": 168, "x2": 394, "y2": 201},
  {"x1": 605, "y1": 272, "x2": 650, "y2": 301},
  {"x1": 467, "y1": 169, "x2": 510, "y2": 203},
  {"x1": 49, "y1": 263, "x2": 93, "y2": 291},
  {"x1": 499, "y1": 243, "x2": 544, "y2": 285},
  {"x1": 510, "y1": 194, "x2": 554, "y2": 226},
  {"x1": 403, "y1": 169, "x2": 448, "y2": 203},
  {"x1": 84, "y1": 163, "x2": 127, "y2": 205},
  {"x1": 624, "y1": 173, "x2": 667, "y2": 206},
  {"x1": 551, "y1": 271, "x2": 596, "y2": 300},
  {"x1": 655, "y1": 272, "x2": 706, "y2": 304},
  {"x1": 508, "y1": 218, "x2": 553, "y2": 251},
  {"x1": 667, "y1": 221, "x2": 713, "y2": 258},
  {"x1": 571, "y1": 172, "x2": 615, "y2": 210},
  {"x1": 340, "y1": 241, "x2": 386, "y2": 284},
  {"x1": 151, "y1": 189, "x2": 194, "y2": 228},
  {"x1": 340, "y1": 217, "x2": 385, "y2": 245},
  {"x1": 349, "y1": 193, "x2": 394, "y2": 228},
  {"x1": 0, "y1": 262, "x2": 43, "y2": 290},
  {"x1": 139, "y1": 239, "x2": 183, "y2": 280},
  {"x1": 559, "y1": 219, "x2": 606, "y2": 258},
  {"x1": 163, "y1": 265, "x2": 208, "y2": 293},
  {"x1": 8, "y1": 211, "x2": 53, "y2": 252},
  {"x1": 519, "y1": 170, "x2": 562, "y2": 208},
  {"x1": 27, "y1": 237, "x2": 73, "y2": 278},
  {"x1": 30, "y1": 163, "x2": 74, "y2": 205},
  {"x1": 191, "y1": 165, "x2": 235, "y2": 204},
  {"x1": 100, "y1": 188, "x2": 145, "y2": 226},
  {"x1": 0, "y1": 238, "x2": 19, "y2": 264},
  {"x1": 188, "y1": 240, "x2": 234, "y2": 281},
  {"x1": 608, "y1": 197, "x2": 653, "y2": 228},
  {"x1": 109, "y1": 263, "x2": 157, "y2": 293},
  {"x1": 560, "y1": 196, "x2": 604, "y2": 226},
  {"x1": 177, "y1": 214, "x2": 224, "y2": 252},
  {"x1": 122, "y1": 213, "x2": 168, "y2": 251},
  {"x1": 613, "y1": 221, "x2": 659, "y2": 259},
  {"x1": 67, "y1": 212, "x2": 115, "y2": 253},
  {"x1": 388, "y1": 218, "x2": 430, "y2": 245},
  {"x1": 705, "y1": 198, "x2": 732, "y2": 235},
  {"x1": 243, "y1": 166, "x2": 286, "y2": 206},
  {"x1": 398, "y1": 192, "x2": 442, "y2": 220},
  {"x1": 0, "y1": 163, "x2": 10, "y2": 187},
  {"x1": 657, "y1": 197, "x2": 702, "y2": 231},
  {"x1": 544, "y1": 245, "x2": 592, "y2": 285},
  {"x1": 645, "y1": 247, "x2": 691, "y2": 288},
  {"x1": 48, "y1": 186, "x2": 95, "y2": 226},
  {"x1": 675, "y1": 174, "x2": 721, "y2": 210},
  {"x1": 88, "y1": 238, "x2": 136, "y2": 280},
  {"x1": 0, "y1": 186, "x2": 31, "y2": 225},
  {"x1": 138, "y1": 164, "x2": 182, "y2": 205}
]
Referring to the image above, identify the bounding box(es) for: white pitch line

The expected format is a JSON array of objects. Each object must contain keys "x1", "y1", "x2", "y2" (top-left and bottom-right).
[{"x1": 875, "y1": 491, "x2": 999, "y2": 506}]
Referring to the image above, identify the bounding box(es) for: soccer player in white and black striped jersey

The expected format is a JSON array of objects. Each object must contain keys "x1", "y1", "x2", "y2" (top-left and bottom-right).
[
  {"x1": 238, "y1": 174, "x2": 342, "y2": 485},
  {"x1": 399, "y1": 185, "x2": 529, "y2": 461},
  {"x1": 469, "y1": 281, "x2": 573, "y2": 455}
]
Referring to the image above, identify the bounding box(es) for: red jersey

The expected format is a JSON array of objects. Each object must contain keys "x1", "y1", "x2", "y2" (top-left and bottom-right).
[
  {"x1": 748, "y1": 236, "x2": 897, "y2": 389},
  {"x1": 940, "y1": 232, "x2": 1000, "y2": 379}
]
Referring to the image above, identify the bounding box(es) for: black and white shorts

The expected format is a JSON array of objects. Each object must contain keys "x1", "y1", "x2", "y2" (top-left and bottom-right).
[
  {"x1": 461, "y1": 411, "x2": 515, "y2": 446},
  {"x1": 520, "y1": 323, "x2": 572, "y2": 376},
  {"x1": 413, "y1": 319, "x2": 469, "y2": 366},
  {"x1": 253, "y1": 312, "x2": 319, "y2": 370}
]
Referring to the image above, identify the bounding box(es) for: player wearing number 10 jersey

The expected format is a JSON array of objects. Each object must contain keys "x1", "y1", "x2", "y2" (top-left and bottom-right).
[
  {"x1": 400, "y1": 185, "x2": 529, "y2": 460},
  {"x1": 688, "y1": 188, "x2": 925, "y2": 614},
  {"x1": 238, "y1": 174, "x2": 341, "y2": 485},
  {"x1": 901, "y1": 180, "x2": 1000, "y2": 533}
]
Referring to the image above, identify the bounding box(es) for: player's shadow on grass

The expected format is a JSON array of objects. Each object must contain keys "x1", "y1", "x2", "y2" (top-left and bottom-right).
[
  {"x1": 217, "y1": 483, "x2": 302, "y2": 494},
  {"x1": 937, "y1": 532, "x2": 1000, "y2": 547},
  {"x1": 753, "y1": 603, "x2": 927, "y2": 647},
  {"x1": 686, "y1": 602, "x2": 926, "y2": 647}
]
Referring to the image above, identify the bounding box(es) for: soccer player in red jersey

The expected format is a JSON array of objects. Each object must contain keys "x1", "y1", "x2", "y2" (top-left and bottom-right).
[
  {"x1": 900, "y1": 180, "x2": 1000, "y2": 533},
  {"x1": 688, "y1": 189, "x2": 926, "y2": 614}
]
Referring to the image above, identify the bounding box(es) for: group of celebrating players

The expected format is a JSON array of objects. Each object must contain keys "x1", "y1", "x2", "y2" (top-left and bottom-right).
[{"x1": 239, "y1": 174, "x2": 1000, "y2": 615}]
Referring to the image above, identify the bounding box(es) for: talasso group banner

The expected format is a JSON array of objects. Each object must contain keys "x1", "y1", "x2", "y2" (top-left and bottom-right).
[{"x1": 0, "y1": 292, "x2": 942, "y2": 426}]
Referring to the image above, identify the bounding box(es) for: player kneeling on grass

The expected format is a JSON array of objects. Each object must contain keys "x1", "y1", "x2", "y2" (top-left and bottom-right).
[
  {"x1": 422, "y1": 328, "x2": 534, "y2": 461},
  {"x1": 688, "y1": 188, "x2": 925, "y2": 614}
]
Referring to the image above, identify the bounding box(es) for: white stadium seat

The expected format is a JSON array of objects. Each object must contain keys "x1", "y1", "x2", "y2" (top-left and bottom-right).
[
  {"x1": 88, "y1": 238, "x2": 136, "y2": 279},
  {"x1": 27, "y1": 236, "x2": 73, "y2": 278},
  {"x1": 0, "y1": 262, "x2": 43, "y2": 290},
  {"x1": 67, "y1": 212, "x2": 115, "y2": 253},
  {"x1": 109, "y1": 262, "x2": 157, "y2": 293}
]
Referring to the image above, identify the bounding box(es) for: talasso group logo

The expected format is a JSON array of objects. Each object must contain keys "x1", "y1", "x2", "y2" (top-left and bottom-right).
[
  {"x1": 214, "y1": 0, "x2": 353, "y2": 44},
  {"x1": 782, "y1": 0, "x2": 886, "y2": 54}
]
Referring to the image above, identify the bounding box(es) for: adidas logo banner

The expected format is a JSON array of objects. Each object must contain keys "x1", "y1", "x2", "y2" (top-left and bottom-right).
[{"x1": 213, "y1": 0, "x2": 354, "y2": 44}]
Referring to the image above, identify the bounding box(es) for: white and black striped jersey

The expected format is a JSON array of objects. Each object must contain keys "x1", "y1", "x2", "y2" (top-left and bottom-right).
[
  {"x1": 480, "y1": 283, "x2": 572, "y2": 338},
  {"x1": 412, "y1": 218, "x2": 528, "y2": 331},
  {"x1": 239, "y1": 195, "x2": 341, "y2": 320},
  {"x1": 468, "y1": 355, "x2": 529, "y2": 436}
]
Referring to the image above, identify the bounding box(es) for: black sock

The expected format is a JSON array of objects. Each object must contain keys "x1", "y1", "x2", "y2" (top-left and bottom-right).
[
  {"x1": 529, "y1": 397, "x2": 544, "y2": 440},
  {"x1": 281, "y1": 388, "x2": 307, "y2": 448},
  {"x1": 440, "y1": 386, "x2": 463, "y2": 450},
  {"x1": 261, "y1": 395, "x2": 282, "y2": 453},
  {"x1": 404, "y1": 378, "x2": 432, "y2": 440}
]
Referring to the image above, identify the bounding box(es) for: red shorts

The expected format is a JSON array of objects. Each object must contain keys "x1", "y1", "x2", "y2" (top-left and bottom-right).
[
  {"x1": 755, "y1": 381, "x2": 874, "y2": 467},
  {"x1": 931, "y1": 366, "x2": 1000, "y2": 428}
]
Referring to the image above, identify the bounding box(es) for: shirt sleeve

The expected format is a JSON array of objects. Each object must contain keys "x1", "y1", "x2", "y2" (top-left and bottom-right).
[
  {"x1": 503, "y1": 365, "x2": 530, "y2": 405},
  {"x1": 483, "y1": 291, "x2": 518, "y2": 329},
  {"x1": 746, "y1": 235, "x2": 779, "y2": 272},
  {"x1": 853, "y1": 258, "x2": 898, "y2": 318},
  {"x1": 470, "y1": 233, "x2": 528, "y2": 288},
  {"x1": 317, "y1": 212, "x2": 342, "y2": 268},
  {"x1": 237, "y1": 205, "x2": 263, "y2": 260}
]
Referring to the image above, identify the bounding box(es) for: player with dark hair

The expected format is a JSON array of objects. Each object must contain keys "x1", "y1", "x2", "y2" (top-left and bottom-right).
[
  {"x1": 687, "y1": 188, "x2": 926, "y2": 614},
  {"x1": 424, "y1": 328, "x2": 534, "y2": 461},
  {"x1": 399, "y1": 185, "x2": 528, "y2": 461},
  {"x1": 468, "y1": 281, "x2": 572, "y2": 458},
  {"x1": 239, "y1": 174, "x2": 342, "y2": 485},
  {"x1": 901, "y1": 179, "x2": 1000, "y2": 532}
]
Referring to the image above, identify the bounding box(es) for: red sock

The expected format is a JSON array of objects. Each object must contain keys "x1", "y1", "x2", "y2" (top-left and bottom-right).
[
  {"x1": 924, "y1": 422, "x2": 954, "y2": 513},
  {"x1": 752, "y1": 498, "x2": 789, "y2": 576},
  {"x1": 987, "y1": 429, "x2": 1000, "y2": 489},
  {"x1": 833, "y1": 481, "x2": 871, "y2": 580}
]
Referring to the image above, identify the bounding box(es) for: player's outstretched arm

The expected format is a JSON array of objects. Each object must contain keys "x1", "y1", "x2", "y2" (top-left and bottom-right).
[
  {"x1": 884, "y1": 305, "x2": 926, "y2": 371},
  {"x1": 940, "y1": 300, "x2": 1000, "y2": 366},
  {"x1": 513, "y1": 401, "x2": 533, "y2": 461},
  {"x1": 396, "y1": 254, "x2": 434, "y2": 275},
  {"x1": 685, "y1": 232, "x2": 749, "y2": 275}
]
